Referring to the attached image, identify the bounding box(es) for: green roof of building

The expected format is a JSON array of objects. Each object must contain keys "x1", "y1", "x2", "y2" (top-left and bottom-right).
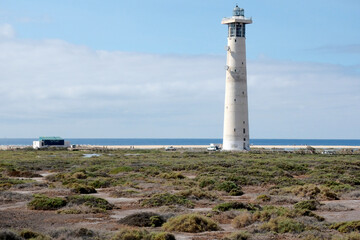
[{"x1": 39, "y1": 136, "x2": 64, "y2": 141}]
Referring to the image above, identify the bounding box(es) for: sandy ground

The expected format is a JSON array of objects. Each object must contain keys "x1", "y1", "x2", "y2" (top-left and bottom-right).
[{"x1": 2, "y1": 174, "x2": 360, "y2": 239}]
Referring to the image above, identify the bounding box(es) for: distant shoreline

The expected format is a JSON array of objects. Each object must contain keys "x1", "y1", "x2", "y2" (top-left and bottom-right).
[
  {"x1": 1, "y1": 138, "x2": 360, "y2": 147},
  {"x1": 1, "y1": 144, "x2": 359, "y2": 150}
]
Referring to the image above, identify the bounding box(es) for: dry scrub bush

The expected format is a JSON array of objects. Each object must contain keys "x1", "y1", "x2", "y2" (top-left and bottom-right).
[
  {"x1": 332, "y1": 232, "x2": 360, "y2": 240},
  {"x1": 141, "y1": 193, "x2": 194, "y2": 208},
  {"x1": 256, "y1": 194, "x2": 271, "y2": 202},
  {"x1": 252, "y1": 205, "x2": 324, "y2": 222},
  {"x1": 223, "y1": 231, "x2": 250, "y2": 240},
  {"x1": 50, "y1": 227, "x2": 105, "y2": 240},
  {"x1": 118, "y1": 212, "x2": 165, "y2": 227},
  {"x1": 294, "y1": 200, "x2": 321, "y2": 211},
  {"x1": 261, "y1": 216, "x2": 305, "y2": 233},
  {"x1": 20, "y1": 229, "x2": 51, "y2": 240},
  {"x1": 0, "y1": 191, "x2": 32, "y2": 203},
  {"x1": 69, "y1": 183, "x2": 96, "y2": 194},
  {"x1": 159, "y1": 172, "x2": 185, "y2": 179},
  {"x1": 0, "y1": 230, "x2": 23, "y2": 240},
  {"x1": 57, "y1": 205, "x2": 106, "y2": 214},
  {"x1": 232, "y1": 212, "x2": 254, "y2": 228},
  {"x1": 71, "y1": 172, "x2": 87, "y2": 179},
  {"x1": 213, "y1": 202, "x2": 260, "y2": 212},
  {"x1": 111, "y1": 228, "x2": 175, "y2": 240},
  {"x1": 111, "y1": 228, "x2": 151, "y2": 240},
  {"x1": 291, "y1": 184, "x2": 338, "y2": 200},
  {"x1": 110, "y1": 189, "x2": 139, "y2": 198},
  {"x1": 66, "y1": 195, "x2": 113, "y2": 210},
  {"x1": 162, "y1": 214, "x2": 220, "y2": 233},
  {"x1": 7, "y1": 170, "x2": 41, "y2": 178},
  {"x1": 330, "y1": 221, "x2": 360, "y2": 233},
  {"x1": 178, "y1": 187, "x2": 217, "y2": 201},
  {"x1": 152, "y1": 232, "x2": 176, "y2": 240}
]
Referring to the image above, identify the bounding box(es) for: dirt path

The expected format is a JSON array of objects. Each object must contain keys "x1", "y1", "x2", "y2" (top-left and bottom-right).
[{"x1": 316, "y1": 200, "x2": 360, "y2": 223}]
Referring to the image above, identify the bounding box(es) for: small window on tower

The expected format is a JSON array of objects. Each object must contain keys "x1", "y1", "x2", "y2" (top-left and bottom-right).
[
  {"x1": 243, "y1": 121, "x2": 245, "y2": 124},
  {"x1": 244, "y1": 138, "x2": 246, "y2": 141},
  {"x1": 243, "y1": 128, "x2": 245, "y2": 134},
  {"x1": 242, "y1": 91, "x2": 245, "y2": 95},
  {"x1": 234, "y1": 99, "x2": 236, "y2": 102},
  {"x1": 234, "y1": 128, "x2": 236, "y2": 132}
]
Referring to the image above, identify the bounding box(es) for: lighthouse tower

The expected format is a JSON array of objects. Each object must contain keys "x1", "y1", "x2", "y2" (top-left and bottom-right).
[{"x1": 222, "y1": 5, "x2": 252, "y2": 151}]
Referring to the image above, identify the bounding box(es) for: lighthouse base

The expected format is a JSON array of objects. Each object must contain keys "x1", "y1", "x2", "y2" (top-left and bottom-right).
[{"x1": 222, "y1": 139, "x2": 250, "y2": 151}]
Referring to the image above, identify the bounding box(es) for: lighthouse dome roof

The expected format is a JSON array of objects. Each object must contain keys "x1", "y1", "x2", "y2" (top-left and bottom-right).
[{"x1": 233, "y1": 5, "x2": 244, "y2": 17}]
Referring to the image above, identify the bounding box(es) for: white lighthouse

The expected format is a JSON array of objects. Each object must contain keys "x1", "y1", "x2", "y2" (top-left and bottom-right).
[{"x1": 222, "y1": 5, "x2": 252, "y2": 151}]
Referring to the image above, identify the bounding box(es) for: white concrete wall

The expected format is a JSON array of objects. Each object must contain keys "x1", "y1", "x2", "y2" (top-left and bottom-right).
[
  {"x1": 33, "y1": 141, "x2": 40, "y2": 149},
  {"x1": 223, "y1": 33, "x2": 250, "y2": 151}
]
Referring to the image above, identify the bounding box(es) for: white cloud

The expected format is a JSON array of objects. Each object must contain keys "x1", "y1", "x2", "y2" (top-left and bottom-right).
[
  {"x1": 0, "y1": 24, "x2": 359, "y2": 138},
  {"x1": 312, "y1": 44, "x2": 360, "y2": 54},
  {"x1": 248, "y1": 59, "x2": 360, "y2": 138},
  {"x1": 0, "y1": 23, "x2": 15, "y2": 39}
]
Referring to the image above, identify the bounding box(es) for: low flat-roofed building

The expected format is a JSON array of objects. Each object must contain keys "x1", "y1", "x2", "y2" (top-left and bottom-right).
[{"x1": 33, "y1": 137, "x2": 70, "y2": 149}]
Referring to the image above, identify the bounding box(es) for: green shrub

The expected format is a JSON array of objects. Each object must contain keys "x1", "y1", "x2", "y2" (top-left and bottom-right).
[
  {"x1": 110, "y1": 166, "x2": 133, "y2": 174},
  {"x1": 330, "y1": 221, "x2": 360, "y2": 233},
  {"x1": 118, "y1": 212, "x2": 165, "y2": 227},
  {"x1": 275, "y1": 176, "x2": 303, "y2": 187},
  {"x1": 0, "y1": 178, "x2": 27, "y2": 189},
  {"x1": 71, "y1": 172, "x2": 87, "y2": 179},
  {"x1": 198, "y1": 176, "x2": 216, "y2": 188},
  {"x1": 294, "y1": 200, "x2": 320, "y2": 211},
  {"x1": 162, "y1": 214, "x2": 220, "y2": 233},
  {"x1": 57, "y1": 208, "x2": 84, "y2": 214},
  {"x1": 0, "y1": 230, "x2": 23, "y2": 240},
  {"x1": 229, "y1": 188, "x2": 244, "y2": 196},
  {"x1": 50, "y1": 228, "x2": 99, "y2": 240},
  {"x1": 90, "y1": 178, "x2": 112, "y2": 188},
  {"x1": 261, "y1": 216, "x2": 305, "y2": 233},
  {"x1": 223, "y1": 231, "x2": 250, "y2": 240},
  {"x1": 0, "y1": 183, "x2": 12, "y2": 191},
  {"x1": 28, "y1": 194, "x2": 67, "y2": 210},
  {"x1": 159, "y1": 172, "x2": 185, "y2": 179},
  {"x1": 66, "y1": 195, "x2": 113, "y2": 210},
  {"x1": 70, "y1": 183, "x2": 97, "y2": 194},
  {"x1": 217, "y1": 181, "x2": 240, "y2": 193},
  {"x1": 141, "y1": 193, "x2": 194, "y2": 208},
  {"x1": 347, "y1": 232, "x2": 360, "y2": 240},
  {"x1": 213, "y1": 202, "x2": 259, "y2": 212},
  {"x1": 111, "y1": 228, "x2": 152, "y2": 240},
  {"x1": 256, "y1": 194, "x2": 271, "y2": 202},
  {"x1": 20, "y1": 229, "x2": 39, "y2": 239},
  {"x1": 20, "y1": 229, "x2": 50, "y2": 240},
  {"x1": 152, "y1": 232, "x2": 176, "y2": 240},
  {"x1": 252, "y1": 205, "x2": 323, "y2": 222},
  {"x1": 178, "y1": 188, "x2": 217, "y2": 200}
]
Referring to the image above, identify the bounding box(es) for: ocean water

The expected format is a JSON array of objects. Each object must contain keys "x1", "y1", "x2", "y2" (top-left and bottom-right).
[{"x1": 0, "y1": 138, "x2": 360, "y2": 146}]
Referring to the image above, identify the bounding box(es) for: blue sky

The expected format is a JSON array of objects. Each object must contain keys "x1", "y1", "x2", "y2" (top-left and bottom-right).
[{"x1": 0, "y1": 0, "x2": 359, "y2": 138}]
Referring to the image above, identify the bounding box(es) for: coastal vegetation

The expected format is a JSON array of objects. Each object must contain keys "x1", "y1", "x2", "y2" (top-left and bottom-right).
[{"x1": 0, "y1": 148, "x2": 360, "y2": 239}]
